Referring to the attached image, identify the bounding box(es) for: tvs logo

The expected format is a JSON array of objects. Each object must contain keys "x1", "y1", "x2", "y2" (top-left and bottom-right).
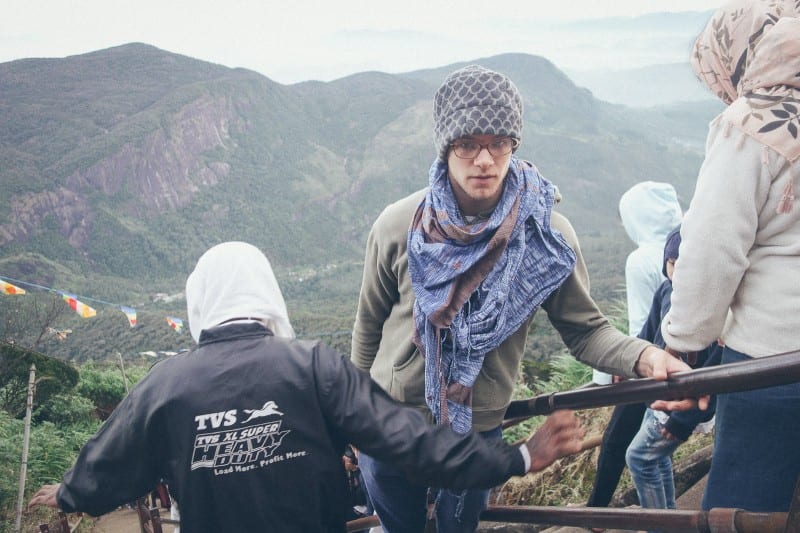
[
  {"x1": 242, "y1": 401, "x2": 283, "y2": 423},
  {"x1": 190, "y1": 401, "x2": 307, "y2": 475}
]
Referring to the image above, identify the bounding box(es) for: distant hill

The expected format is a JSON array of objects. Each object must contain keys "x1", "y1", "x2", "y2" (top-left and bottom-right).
[
  {"x1": 553, "y1": 11, "x2": 717, "y2": 108},
  {"x1": 561, "y1": 10, "x2": 713, "y2": 32},
  {"x1": 566, "y1": 62, "x2": 722, "y2": 108},
  {"x1": 0, "y1": 43, "x2": 720, "y2": 360}
]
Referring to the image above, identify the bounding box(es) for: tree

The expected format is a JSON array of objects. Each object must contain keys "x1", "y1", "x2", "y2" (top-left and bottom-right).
[
  {"x1": 0, "y1": 293, "x2": 68, "y2": 349},
  {"x1": 0, "y1": 342, "x2": 79, "y2": 418},
  {"x1": 75, "y1": 361, "x2": 147, "y2": 420}
]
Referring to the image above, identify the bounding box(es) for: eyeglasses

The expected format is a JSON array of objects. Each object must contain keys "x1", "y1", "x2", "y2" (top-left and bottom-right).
[{"x1": 449, "y1": 137, "x2": 519, "y2": 159}]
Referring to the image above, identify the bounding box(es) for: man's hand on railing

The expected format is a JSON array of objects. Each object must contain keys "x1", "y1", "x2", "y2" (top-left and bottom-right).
[
  {"x1": 635, "y1": 345, "x2": 710, "y2": 412},
  {"x1": 524, "y1": 410, "x2": 586, "y2": 473}
]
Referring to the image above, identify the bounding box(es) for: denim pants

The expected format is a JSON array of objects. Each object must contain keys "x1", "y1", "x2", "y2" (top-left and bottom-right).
[
  {"x1": 358, "y1": 426, "x2": 501, "y2": 533},
  {"x1": 702, "y1": 346, "x2": 800, "y2": 512},
  {"x1": 625, "y1": 408, "x2": 681, "y2": 512}
]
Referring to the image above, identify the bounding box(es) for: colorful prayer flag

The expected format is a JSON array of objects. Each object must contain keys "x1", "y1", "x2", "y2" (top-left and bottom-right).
[
  {"x1": 166, "y1": 316, "x2": 184, "y2": 333},
  {"x1": 59, "y1": 292, "x2": 97, "y2": 318},
  {"x1": 0, "y1": 280, "x2": 26, "y2": 295},
  {"x1": 120, "y1": 306, "x2": 137, "y2": 327}
]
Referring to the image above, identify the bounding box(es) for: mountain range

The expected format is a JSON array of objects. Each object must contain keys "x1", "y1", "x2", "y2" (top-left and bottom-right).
[
  {"x1": 567, "y1": 62, "x2": 718, "y2": 107},
  {"x1": 0, "y1": 43, "x2": 722, "y2": 360}
]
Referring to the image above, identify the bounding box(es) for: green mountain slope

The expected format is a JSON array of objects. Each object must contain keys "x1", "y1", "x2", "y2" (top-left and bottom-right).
[{"x1": 0, "y1": 43, "x2": 717, "y2": 360}]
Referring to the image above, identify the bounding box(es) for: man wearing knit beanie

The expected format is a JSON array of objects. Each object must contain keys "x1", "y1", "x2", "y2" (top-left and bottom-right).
[{"x1": 351, "y1": 65, "x2": 696, "y2": 533}]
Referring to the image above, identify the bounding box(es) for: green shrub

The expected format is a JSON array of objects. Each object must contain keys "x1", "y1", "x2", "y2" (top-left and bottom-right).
[
  {"x1": 34, "y1": 392, "x2": 96, "y2": 427},
  {"x1": 0, "y1": 411, "x2": 97, "y2": 530},
  {"x1": 504, "y1": 352, "x2": 595, "y2": 445},
  {"x1": 535, "y1": 353, "x2": 594, "y2": 395},
  {"x1": 76, "y1": 361, "x2": 139, "y2": 419}
]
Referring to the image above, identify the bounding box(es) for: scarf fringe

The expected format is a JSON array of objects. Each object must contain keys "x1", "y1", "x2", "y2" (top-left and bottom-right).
[
  {"x1": 437, "y1": 328, "x2": 449, "y2": 426},
  {"x1": 777, "y1": 178, "x2": 795, "y2": 214}
]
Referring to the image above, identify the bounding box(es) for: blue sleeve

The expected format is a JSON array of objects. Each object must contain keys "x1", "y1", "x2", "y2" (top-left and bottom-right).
[
  {"x1": 664, "y1": 343, "x2": 723, "y2": 441},
  {"x1": 636, "y1": 283, "x2": 666, "y2": 345}
]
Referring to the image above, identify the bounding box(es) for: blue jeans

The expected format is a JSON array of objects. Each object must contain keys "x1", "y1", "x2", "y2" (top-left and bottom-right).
[
  {"x1": 703, "y1": 347, "x2": 800, "y2": 512},
  {"x1": 625, "y1": 408, "x2": 680, "y2": 514},
  {"x1": 358, "y1": 426, "x2": 501, "y2": 533}
]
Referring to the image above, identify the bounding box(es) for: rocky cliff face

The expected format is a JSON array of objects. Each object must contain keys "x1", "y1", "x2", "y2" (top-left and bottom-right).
[
  {"x1": 0, "y1": 188, "x2": 92, "y2": 248},
  {"x1": 1, "y1": 93, "x2": 241, "y2": 248}
]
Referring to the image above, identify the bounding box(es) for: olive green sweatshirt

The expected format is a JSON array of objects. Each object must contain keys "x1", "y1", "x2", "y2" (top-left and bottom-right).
[{"x1": 351, "y1": 188, "x2": 652, "y2": 432}]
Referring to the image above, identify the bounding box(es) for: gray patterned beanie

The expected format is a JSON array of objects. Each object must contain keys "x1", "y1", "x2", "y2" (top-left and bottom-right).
[{"x1": 433, "y1": 65, "x2": 523, "y2": 161}]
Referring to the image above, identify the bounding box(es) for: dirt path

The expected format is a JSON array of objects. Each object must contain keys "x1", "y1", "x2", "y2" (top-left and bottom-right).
[{"x1": 89, "y1": 507, "x2": 177, "y2": 533}]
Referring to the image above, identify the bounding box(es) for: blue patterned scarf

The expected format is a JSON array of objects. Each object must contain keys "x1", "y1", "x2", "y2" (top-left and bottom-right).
[{"x1": 408, "y1": 156, "x2": 576, "y2": 433}]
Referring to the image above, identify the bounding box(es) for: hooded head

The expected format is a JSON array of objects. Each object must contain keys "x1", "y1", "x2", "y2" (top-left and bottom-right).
[
  {"x1": 691, "y1": 0, "x2": 800, "y2": 105},
  {"x1": 663, "y1": 225, "x2": 682, "y2": 278},
  {"x1": 618, "y1": 181, "x2": 683, "y2": 247},
  {"x1": 433, "y1": 65, "x2": 523, "y2": 161},
  {"x1": 185, "y1": 241, "x2": 295, "y2": 343}
]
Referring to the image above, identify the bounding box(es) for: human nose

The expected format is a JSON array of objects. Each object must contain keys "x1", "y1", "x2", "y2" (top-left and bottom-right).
[{"x1": 473, "y1": 145, "x2": 494, "y2": 166}]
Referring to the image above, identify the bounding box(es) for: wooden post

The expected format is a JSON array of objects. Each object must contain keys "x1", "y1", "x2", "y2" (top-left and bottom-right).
[
  {"x1": 14, "y1": 364, "x2": 36, "y2": 533},
  {"x1": 117, "y1": 352, "x2": 130, "y2": 393}
]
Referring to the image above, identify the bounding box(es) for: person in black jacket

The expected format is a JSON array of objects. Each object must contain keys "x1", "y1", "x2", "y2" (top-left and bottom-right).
[
  {"x1": 624, "y1": 227, "x2": 721, "y2": 515},
  {"x1": 28, "y1": 241, "x2": 585, "y2": 532}
]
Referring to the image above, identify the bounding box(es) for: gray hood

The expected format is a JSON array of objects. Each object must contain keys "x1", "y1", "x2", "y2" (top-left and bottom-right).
[{"x1": 619, "y1": 181, "x2": 682, "y2": 246}]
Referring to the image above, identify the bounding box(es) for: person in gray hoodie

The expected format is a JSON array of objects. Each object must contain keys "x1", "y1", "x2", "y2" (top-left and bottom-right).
[
  {"x1": 625, "y1": 226, "x2": 721, "y2": 518},
  {"x1": 588, "y1": 182, "x2": 682, "y2": 511}
]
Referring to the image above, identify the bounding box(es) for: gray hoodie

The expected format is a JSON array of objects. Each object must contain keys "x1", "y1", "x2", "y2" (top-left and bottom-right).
[{"x1": 593, "y1": 181, "x2": 681, "y2": 384}]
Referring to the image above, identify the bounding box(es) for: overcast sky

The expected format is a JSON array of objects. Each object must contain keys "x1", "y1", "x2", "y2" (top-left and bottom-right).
[{"x1": 2, "y1": 0, "x2": 725, "y2": 84}]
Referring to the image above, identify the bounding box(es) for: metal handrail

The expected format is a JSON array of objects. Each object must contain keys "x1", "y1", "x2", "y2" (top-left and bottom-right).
[
  {"x1": 346, "y1": 505, "x2": 793, "y2": 532},
  {"x1": 504, "y1": 348, "x2": 800, "y2": 420},
  {"x1": 480, "y1": 505, "x2": 790, "y2": 533}
]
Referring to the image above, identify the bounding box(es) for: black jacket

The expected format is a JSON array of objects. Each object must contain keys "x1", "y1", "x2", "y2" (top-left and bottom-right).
[{"x1": 57, "y1": 323, "x2": 524, "y2": 532}]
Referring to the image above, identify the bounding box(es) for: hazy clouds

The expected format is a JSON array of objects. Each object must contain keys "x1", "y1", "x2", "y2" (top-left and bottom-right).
[{"x1": 1, "y1": 0, "x2": 724, "y2": 83}]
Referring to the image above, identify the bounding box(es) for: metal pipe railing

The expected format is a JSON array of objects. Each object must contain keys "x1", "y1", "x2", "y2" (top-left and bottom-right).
[
  {"x1": 345, "y1": 505, "x2": 793, "y2": 532},
  {"x1": 504, "y1": 348, "x2": 800, "y2": 420},
  {"x1": 480, "y1": 505, "x2": 790, "y2": 533}
]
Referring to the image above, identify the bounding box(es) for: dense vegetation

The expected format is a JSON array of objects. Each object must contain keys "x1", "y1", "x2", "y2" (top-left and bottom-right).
[{"x1": 0, "y1": 341, "x2": 148, "y2": 531}]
